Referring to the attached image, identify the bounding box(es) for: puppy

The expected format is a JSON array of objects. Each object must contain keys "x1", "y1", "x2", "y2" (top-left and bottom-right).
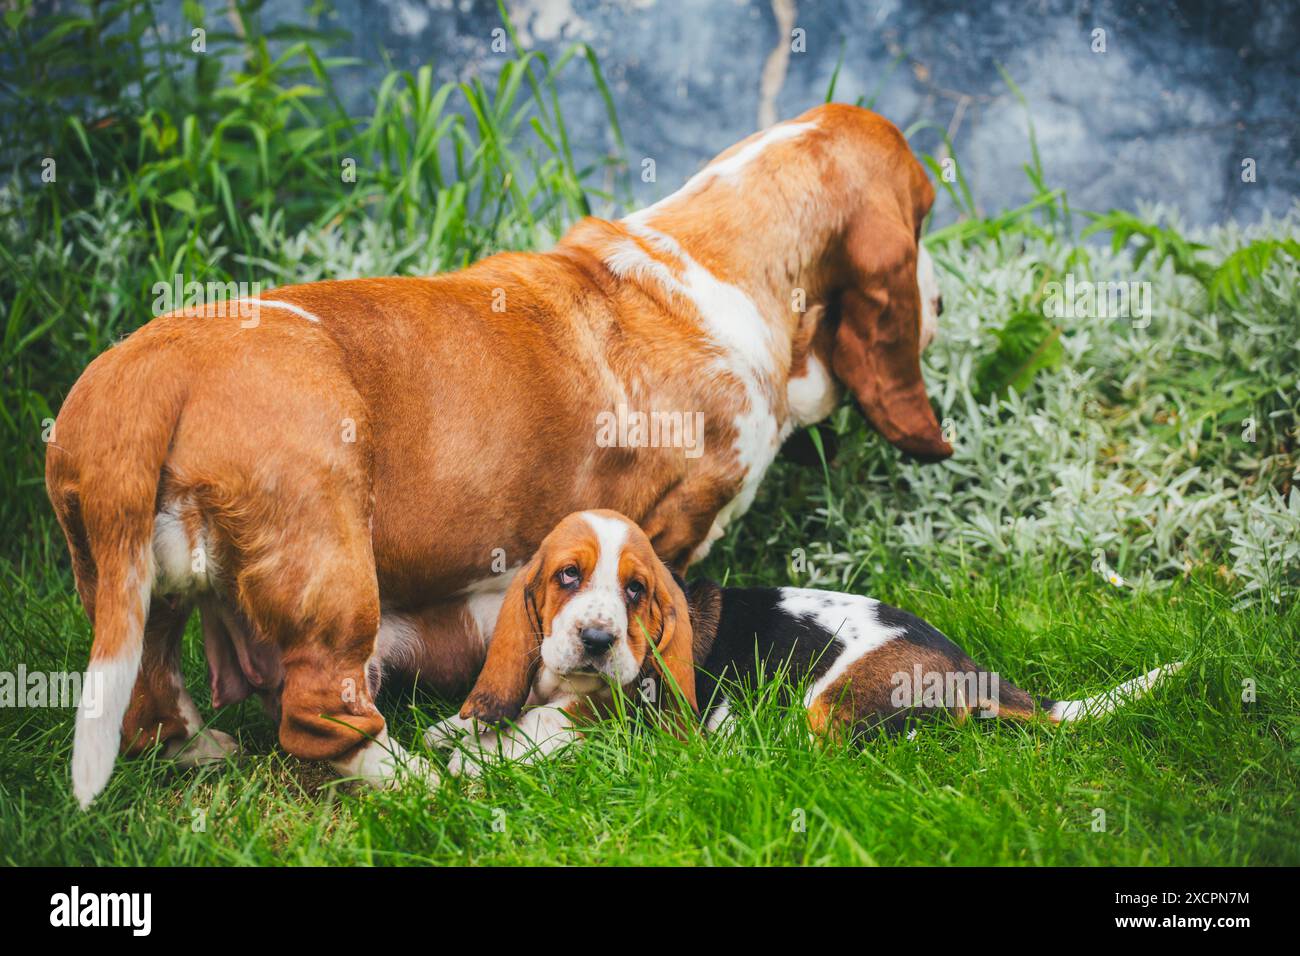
[{"x1": 429, "y1": 511, "x2": 1181, "y2": 769}]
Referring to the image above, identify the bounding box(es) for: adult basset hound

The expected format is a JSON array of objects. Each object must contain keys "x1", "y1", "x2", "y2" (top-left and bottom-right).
[
  {"x1": 432, "y1": 511, "x2": 1183, "y2": 771},
  {"x1": 47, "y1": 103, "x2": 951, "y2": 807}
]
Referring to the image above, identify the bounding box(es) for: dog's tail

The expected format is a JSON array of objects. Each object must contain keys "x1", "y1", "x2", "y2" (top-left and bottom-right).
[
  {"x1": 1039, "y1": 662, "x2": 1184, "y2": 722},
  {"x1": 46, "y1": 344, "x2": 188, "y2": 809}
]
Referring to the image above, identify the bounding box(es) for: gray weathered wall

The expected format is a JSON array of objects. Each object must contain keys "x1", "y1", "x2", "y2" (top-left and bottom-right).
[{"x1": 252, "y1": 0, "x2": 1298, "y2": 224}]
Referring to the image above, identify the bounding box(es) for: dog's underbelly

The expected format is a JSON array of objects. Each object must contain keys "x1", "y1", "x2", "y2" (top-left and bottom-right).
[
  {"x1": 199, "y1": 597, "x2": 285, "y2": 712},
  {"x1": 365, "y1": 431, "x2": 749, "y2": 600},
  {"x1": 370, "y1": 570, "x2": 517, "y2": 694},
  {"x1": 371, "y1": 601, "x2": 496, "y2": 695}
]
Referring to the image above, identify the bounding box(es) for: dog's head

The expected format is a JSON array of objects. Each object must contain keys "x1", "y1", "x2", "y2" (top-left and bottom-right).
[
  {"x1": 460, "y1": 510, "x2": 696, "y2": 725},
  {"x1": 818, "y1": 106, "x2": 951, "y2": 462}
]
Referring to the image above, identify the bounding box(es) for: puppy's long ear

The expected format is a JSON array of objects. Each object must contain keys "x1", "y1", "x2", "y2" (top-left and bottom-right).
[
  {"x1": 833, "y1": 209, "x2": 952, "y2": 463},
  {"x1": 639, "y1": 566, "x2": 697, "y2": 725},
  {"x1": 460, "y1": 554, "x2": 545, "y2": 725}
]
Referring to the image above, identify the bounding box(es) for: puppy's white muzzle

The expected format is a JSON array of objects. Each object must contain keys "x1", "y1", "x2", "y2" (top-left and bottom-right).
[{"x1": 541, "y1": 586, "x2": 639, "y2": 684}]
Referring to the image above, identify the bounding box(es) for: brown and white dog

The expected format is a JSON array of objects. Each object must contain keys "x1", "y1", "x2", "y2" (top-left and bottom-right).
[
  {"x1": 431, "y1": 511, "x2": 1183, "y2": 771},
  {"x1": 46, "y1": 103, "x2": 951, "y2": 807}
]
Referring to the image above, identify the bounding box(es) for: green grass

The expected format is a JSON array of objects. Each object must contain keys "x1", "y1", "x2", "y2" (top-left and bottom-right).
[
  {"x1": 1, "y1": 0, "x2": 1297, "y2": 866},
  {"x1": 2, "y1": 559, "x2": 1296, "y2": 865}
]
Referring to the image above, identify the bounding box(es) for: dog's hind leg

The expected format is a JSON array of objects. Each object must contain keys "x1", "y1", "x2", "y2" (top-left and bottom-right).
[
  {"x1": 166, "y1": 339, "x2": 437, "y2": 791},
  {"x1": 120, "y1": 596, "x2": 239, "y2": 767},
  {"x1": 231, "y1": 498, "x2": 438, "y2": 791}
]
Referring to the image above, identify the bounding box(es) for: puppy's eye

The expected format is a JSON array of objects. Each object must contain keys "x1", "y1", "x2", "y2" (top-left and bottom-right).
[
  {"x1": 624, "y1": 579, "x2": 645, "y2": 604},
  {"x1": 556, "y1": 565, "x2": 581, "y2": 589}
]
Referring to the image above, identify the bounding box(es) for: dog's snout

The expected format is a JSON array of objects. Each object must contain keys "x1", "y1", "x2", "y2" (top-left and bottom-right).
[{"x1": 579, "y1": 626, "x2": 616, "y2": 656}]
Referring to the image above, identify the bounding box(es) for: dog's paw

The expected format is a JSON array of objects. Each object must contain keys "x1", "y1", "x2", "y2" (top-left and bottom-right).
[
  {"x1": 446, "y1": 746, "x2": 489, "y2": 778},
  {"x1": 443, "y1": 724, "x2": 505, "y2": 777},
  {"x1": 333, "y1": 731, "x2": 441, "y2": 790},
  {"x1": 399, "y1": 752, "x2": 443, "y2": 789},
  {"x1": 165, "y1": 728, "x2": 240, "y2": 767},
  {"x1": 446, "y1": 726, "x2": 502, "y2": 777},
  {"x1": 424, "y1": 713, "x2": 487, "y2": 750}
]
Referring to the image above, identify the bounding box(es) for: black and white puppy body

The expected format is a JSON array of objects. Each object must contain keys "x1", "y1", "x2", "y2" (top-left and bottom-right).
[{"x1": 684, "y1": 581, "x2": 1179, "y2": 738}]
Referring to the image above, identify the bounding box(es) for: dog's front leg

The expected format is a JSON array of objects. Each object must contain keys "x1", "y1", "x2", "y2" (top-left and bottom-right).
[{"x1": 445, "y1": 704, "x2": 581, "y2": 777}]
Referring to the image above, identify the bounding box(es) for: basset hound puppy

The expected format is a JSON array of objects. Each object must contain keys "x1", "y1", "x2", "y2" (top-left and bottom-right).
[
  {"x1": 427, "y1": 509, "x2": 698, "y2": 771},
  {"x1": 48, "y1": 103, "x2": 951, "y2": 807},
  {"x1": 433, "y1": 511, "x2": 1183, "y2": 770}
]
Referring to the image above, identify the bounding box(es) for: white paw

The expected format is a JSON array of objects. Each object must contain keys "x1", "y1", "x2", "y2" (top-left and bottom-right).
[
  {"x1": 396, "y1": 752, "x2": 442, "y2": 789},
  {"x1": 424, "y1": 713, "x2": 486, "y2": 750},
  {"x1": 333, "y1": 731, "x2": 441, "y2": 790},
  {"x1": 445, "y1": 727, "x2": 501, "y2": 777},
  {"x1": 447, "y1": 747, "x2": 488, "y2": 778},
  {"x1": 165, "y1": 728, "x2": 240, "y2": 767}
]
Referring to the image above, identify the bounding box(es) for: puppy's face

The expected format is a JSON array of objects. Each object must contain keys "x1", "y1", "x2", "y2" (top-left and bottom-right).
[
  {"x1": 535, "y1": 511, "x2": 672, "y2": 688},
  {"x1": 460, "y1": 510, "x2": 698, "y2": 725}
]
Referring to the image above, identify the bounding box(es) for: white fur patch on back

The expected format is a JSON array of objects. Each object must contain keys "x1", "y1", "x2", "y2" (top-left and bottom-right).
[
  {"x1": 235, "y1": 299, "x2": 322, "y2": 323},
  {"x1": 626, "y1": 119, "x2": 816, "y2": 224},
  {"x1": 776, "y1": 588, "x2": 904, "y2": 709},
  {"x1": 621, "y1": 223, "x2": 777, "y2": 376},
  {"x1": 612, "y1": 223, "x2": 784, "y2": 560},
  {"x1": 611, "y1": 118, "x2": 820, "y2": 562},
  {"x1": 603, "y1": 240, "x2": 681, "y2": 291}
]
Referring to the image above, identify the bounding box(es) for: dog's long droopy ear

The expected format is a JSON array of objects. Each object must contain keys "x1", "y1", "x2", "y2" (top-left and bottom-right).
[
  {"x1": 642, "y1": 567, "x2": 697, "y2": 723},
  {"x1": 460, "y1": 554, "x2": 545, "y2": 725},
  {"x1": 832, "y1": 214, "x2": 952, "y2": 462}
]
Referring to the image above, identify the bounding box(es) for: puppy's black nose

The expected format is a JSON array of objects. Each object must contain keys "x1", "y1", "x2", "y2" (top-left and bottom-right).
[{"x1": 580, "y1": 627, "x2": 616, "y2": 656}]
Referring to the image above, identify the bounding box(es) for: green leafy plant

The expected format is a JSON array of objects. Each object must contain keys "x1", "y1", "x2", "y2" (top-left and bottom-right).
[
  {"x1": 1082, "y1": 211, "x2": 1300, "y2": 309},
  {"x1": 0, "y1": 0, "x2": 626, "y2": 545},
  {"x1": 1208, "y1": 238, "x2": 1300, "y2": 307},
  {"x1": 973, "y1": 309, "x2": 1065, "y2": 403}
]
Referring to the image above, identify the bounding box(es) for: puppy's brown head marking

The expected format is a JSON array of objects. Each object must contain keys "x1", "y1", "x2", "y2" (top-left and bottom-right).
[{"x1": 461, "y1": 510, "x2": 697, "y2": 725}]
